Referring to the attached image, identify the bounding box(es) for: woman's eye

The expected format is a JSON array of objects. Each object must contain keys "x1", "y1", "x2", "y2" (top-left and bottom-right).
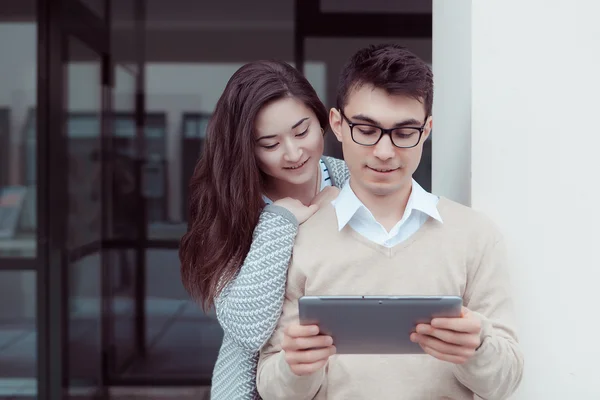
[
  {"x1": 263, "y1": 143, "x2": 278, "y2": 149},
  {"x1": 296, "y1": 129, "x2": 309, "y2": 137}
]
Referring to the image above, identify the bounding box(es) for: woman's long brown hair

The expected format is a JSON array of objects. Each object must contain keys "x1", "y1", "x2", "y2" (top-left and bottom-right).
[{"x1": 179, "y1": 60, "x2": 328, "y2": 311}]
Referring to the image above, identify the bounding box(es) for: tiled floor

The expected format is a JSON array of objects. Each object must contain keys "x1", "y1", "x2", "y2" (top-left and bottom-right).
[
  {"x1": 0, "y1": 300, "x2": 222, "y2": 378},
  {"x1": 0, "y1": 382, "x2": 211, "y2": 399}
]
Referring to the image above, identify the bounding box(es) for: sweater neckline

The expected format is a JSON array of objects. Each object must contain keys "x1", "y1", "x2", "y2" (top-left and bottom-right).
[{"x1": 342, "y1": 196, "x2": 449, "y2": 257}]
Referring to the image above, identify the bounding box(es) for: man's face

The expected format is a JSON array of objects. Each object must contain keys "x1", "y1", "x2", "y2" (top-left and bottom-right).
[{"x1": 330, "y1": 84, "x2": 432, "y2": 199}]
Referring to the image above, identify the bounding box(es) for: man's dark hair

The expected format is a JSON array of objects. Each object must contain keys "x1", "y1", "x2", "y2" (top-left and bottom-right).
[{"x1": 336, "y1": 44, "x2": 433, "y2": 117}]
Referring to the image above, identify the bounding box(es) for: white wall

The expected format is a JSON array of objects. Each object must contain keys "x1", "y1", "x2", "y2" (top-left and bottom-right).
[
  {"x1": 431, "y1": 1, "x2": 471, "y2": 205},
  {"x1": 433, "y1": 0, "x2": 600, "y2": 398}
]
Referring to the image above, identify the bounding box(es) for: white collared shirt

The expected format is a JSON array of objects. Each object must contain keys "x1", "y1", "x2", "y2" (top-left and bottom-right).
[{"x1": 331, "y1": 179, "x2": 443, "y2": 248}]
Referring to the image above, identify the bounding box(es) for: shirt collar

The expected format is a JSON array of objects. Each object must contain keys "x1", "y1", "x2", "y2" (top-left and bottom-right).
[{"x1": 331, "y1": 178, "x2": 443, "y2": 231}]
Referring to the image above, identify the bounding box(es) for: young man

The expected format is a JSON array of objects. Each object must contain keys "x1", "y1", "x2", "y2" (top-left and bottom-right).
[{"x1": 256, "y1": 44, "x2": 524, "y2": 400}]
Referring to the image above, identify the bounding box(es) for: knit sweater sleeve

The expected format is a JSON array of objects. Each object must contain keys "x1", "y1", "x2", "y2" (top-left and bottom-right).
[
  {"x1": 453, "y1": 231, "x2": 524, "y2": 399},
  {"x1": 214, "y1": 204, "x2": 299, "y2": 352},
  {"x1": 257, "y1": 240, "x2": 327, "y2": 400},
  {"x1": 322, "y1": 156, "x2": 349, "y2": 188}
]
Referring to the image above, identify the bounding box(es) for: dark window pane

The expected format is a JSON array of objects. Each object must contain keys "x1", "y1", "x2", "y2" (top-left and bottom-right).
[
  {"x1": 0, "y1": 271, "x2": 37, "y2": 398},
  {"x1": 0, "y1": 1, "x2": 37, "y2": 258}
]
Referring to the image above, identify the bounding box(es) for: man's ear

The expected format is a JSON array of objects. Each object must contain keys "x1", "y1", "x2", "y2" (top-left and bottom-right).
[
  {"x1": 422, "y1": 115, "x2": 433, "y2": 142},
  {"x1": 329, "y1": 108, "x2": 343, "y2": 143}
]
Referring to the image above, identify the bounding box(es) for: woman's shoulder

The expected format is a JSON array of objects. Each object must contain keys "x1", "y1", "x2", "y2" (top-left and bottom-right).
[{"x1": 321, "y1": 156, "x2": 349, "y2": 187}]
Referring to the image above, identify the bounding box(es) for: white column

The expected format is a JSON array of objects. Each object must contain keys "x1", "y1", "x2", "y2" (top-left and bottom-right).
[
  {"x1": 433, "y1": 1, "x2": 600, "y2": 399},
  {"x1": 431, "y1": 0, "x2": 471, "y2": 205}
]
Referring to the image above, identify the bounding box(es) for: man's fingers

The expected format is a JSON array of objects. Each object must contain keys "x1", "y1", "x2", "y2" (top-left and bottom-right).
[
  {"x1": 419, "y1": 343, "x2": 469, "y2": 365},
  {"x1": 283, "y1": 334, "x2": 333, "y2": 352},
  {"x1": 284, "y1": 346, "x2": 336, "y2": 365},
  {"x1": 416, "y1": 325, "x2": 481, "y2": 349},
  {"x1": 286, "y1": 324, "x2": 319, "y2": 338},
  {"x1": 411, "y1": 333, "x2": 476, "y2": 358},
  {"x1": 430, "y1": 315, "x2": 481, "y2": 334},
  {"x1": 289, "y1": 359, "x2": 329, "y2": 376}
]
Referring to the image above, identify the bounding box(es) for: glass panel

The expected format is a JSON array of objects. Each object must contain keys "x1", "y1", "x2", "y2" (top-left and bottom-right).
[
  {"x1": 143, "y1": 115, "x2": 168, "y2": 227},
  {"x1": 111, "y1": 68, "x2": 138, "y2": 242},
  {"x1": 0, "y1": 271, "x2": 37, "y2": 398},
  {"x1": 105, "y1": 248, "x2": 137, "y2": 375},
  {"x1": 65, "y1": 36, "x2": 103, "y2": 391},
  {"x1": 0, "y1": 1, "x2": 37, "y2": 258},
  {"x1": 111, "y1": 0, "x2": 138, "y2": 72},
  {"x1": 107, "y1": 66, "x2": 140, "y2": 376},
  {"x1": 180, "y1": 113, "x2": 209, "y2": 221},
  {"x1": 118, "y1": 250, "x2": 220, "y2": 378},
  {"x1": 143, "y1": 0, "x2": 297, "y2": 241},
  {"x1": 79, "y1": 0, "x2": 106, "y2": 20}
]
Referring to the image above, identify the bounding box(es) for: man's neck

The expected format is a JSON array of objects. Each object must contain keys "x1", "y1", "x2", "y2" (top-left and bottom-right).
[{"x1": 349, "y1": 179, "x2": 413, "y2": 232}]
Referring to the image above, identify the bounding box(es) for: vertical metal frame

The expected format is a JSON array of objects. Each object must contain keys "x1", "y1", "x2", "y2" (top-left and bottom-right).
[
  {"x1": 37, "y1": 0, "x2": 111, "y2": 398},
  {"x1": 37, "y1": 0, "x2": 70, "y2": 398},
  {"x1": 101, "y1": 0, "x2": 149, "y2": 384},
  {"x1": 99, "y1": 0, "x2": 113, "y2": 393},
  {"x1": 36, "y1": 0, "x2": 52, "y2": 397},
  {"x1": 133, "y1": 0, "x2": 148, "y2": 362}
]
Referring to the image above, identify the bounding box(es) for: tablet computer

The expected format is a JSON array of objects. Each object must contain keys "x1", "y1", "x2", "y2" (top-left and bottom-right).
[{"x1": 298, "y1": 295, "x2": 463, "y2": 354}]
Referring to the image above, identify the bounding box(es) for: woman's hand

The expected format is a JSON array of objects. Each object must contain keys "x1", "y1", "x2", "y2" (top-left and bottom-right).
[
  {"x1": 273, "y1": 187, "x2": 340, "y2": 224},
  {"x1": 311, "y1": 186, "x2": 340, "y2": 207},
  {"x1": 273, "y1": 198, "x2": 319, "y2": 224}
]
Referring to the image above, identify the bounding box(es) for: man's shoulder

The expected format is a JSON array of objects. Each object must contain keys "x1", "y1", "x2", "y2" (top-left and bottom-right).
[
  {"x1": 294, "y1": 204, "x2": 340, "y2": 247},
  {"x1": 436, "y1": 197, "x2": 503, "y2": 241}
]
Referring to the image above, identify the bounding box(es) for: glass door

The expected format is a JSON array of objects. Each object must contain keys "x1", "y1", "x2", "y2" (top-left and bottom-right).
[
  {"x1": 61, "y1": 6, "x2": 111, "y2": 400},
  {"x1": 0, "y1": 3, "x2": 39, "y2": 399},
  {"x1": 63, "y1": 35, "x2": 106, "y2": 396},
  {"x1": 44, "y1": 0, "x2": 113, "y2": 398}
]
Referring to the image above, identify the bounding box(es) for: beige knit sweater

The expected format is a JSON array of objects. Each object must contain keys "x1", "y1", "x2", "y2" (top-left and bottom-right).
[{"x1": 257, "y1": 197, "x2": 523, "y2": 400}]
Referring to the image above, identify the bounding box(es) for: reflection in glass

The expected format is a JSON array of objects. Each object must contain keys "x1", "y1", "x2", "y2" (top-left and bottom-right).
[
  {"x1": 0, "y1": 271, "x2": 37, "y2": 398},
  {"x1": 65, "y1": 36, "x2": 103, "y2": 391},
  {"x1": 79, "y1": 0, "x2": 106, "y2": 20},
  {"x1": 109, "y1": 250, "x2": 221, "y2": 379},
  {"x1": 181, "y1": 113, "x2": 210, "y2": 222},
  {"x1": 0, "y1": 14, "x2": 37, "y2": 258}
]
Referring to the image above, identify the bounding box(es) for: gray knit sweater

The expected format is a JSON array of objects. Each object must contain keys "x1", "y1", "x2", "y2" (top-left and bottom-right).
[{"x1": 210, "y1": 156, "x2": 349, "y2": 400}]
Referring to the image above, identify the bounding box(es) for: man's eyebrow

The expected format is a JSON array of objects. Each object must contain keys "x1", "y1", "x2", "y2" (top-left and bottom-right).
[
  {"x1": 257, "y1": 117, "x2": 310, "y2": 141},
  {"x1": 350, "y1": 113, "x2": 423, "y2": 127}
]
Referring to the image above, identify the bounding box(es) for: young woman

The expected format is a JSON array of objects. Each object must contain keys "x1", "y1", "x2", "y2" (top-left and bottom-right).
[{"x1": 179, "y1": 60, "x2": 349, "y2": 399}]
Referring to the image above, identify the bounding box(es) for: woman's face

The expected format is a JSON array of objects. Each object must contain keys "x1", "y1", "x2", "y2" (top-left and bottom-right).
[{"x1": 254, "y1": 96, "x2": 324, "y2": 188}]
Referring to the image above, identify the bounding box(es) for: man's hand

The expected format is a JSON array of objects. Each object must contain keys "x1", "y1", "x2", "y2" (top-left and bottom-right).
[
  {"x1": 282, "y1": 324, "x2": 336, "y2": 376},
  {"x1": 410, "y1": 307, "x2": 482, "y2": 365}
]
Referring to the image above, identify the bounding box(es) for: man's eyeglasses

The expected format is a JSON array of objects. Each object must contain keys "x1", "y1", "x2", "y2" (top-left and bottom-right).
[{"x1": 339, "y1": 109, "x2": 427, "y2": 149}]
